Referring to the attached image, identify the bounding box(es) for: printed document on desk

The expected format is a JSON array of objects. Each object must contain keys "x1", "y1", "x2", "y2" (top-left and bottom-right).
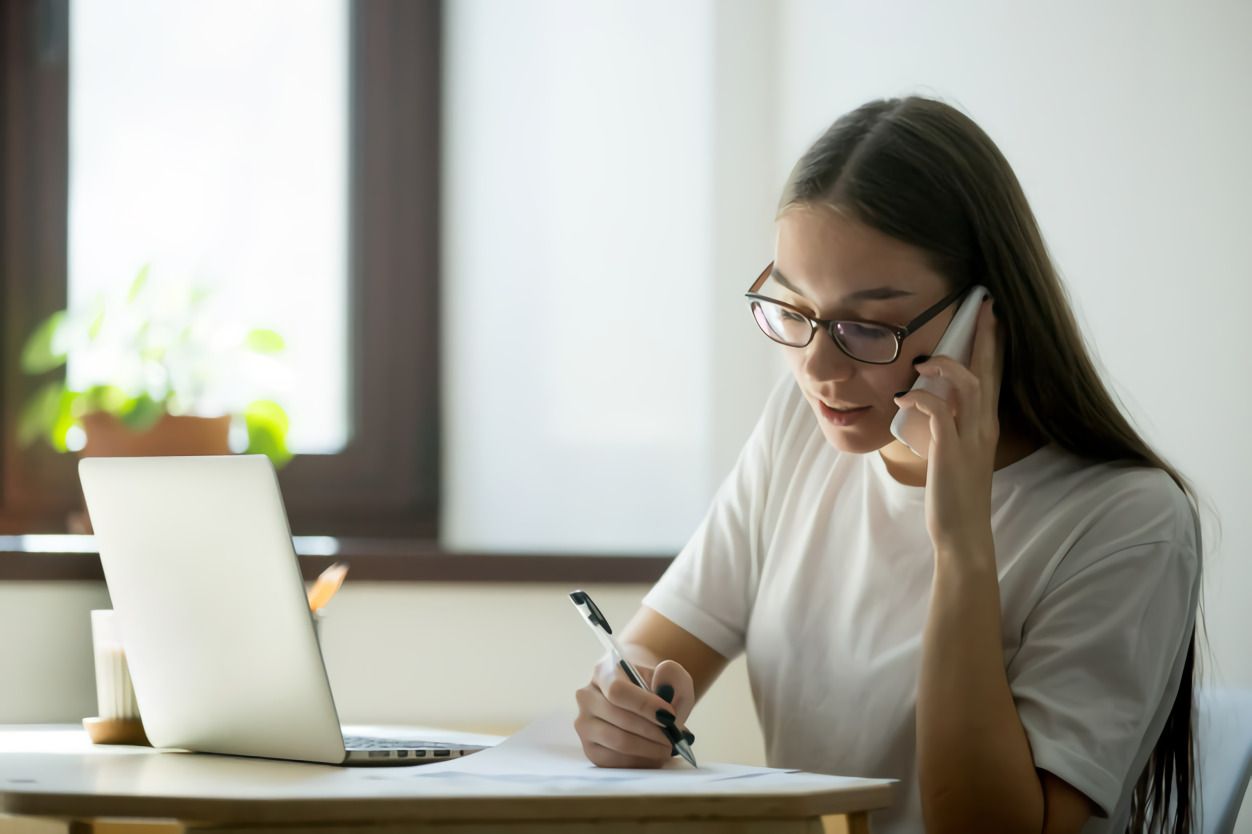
[{"x1": 401, "y1": 713, "x2": 888, "y2": 795}]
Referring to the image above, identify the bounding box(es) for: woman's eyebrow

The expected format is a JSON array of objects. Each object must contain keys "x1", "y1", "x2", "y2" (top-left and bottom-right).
[{"x1": 771, "y1": 266, "x2": 916, "y2": 304}]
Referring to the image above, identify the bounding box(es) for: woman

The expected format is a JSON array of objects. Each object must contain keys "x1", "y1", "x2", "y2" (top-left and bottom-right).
[{"x1": 572, "y1": 96, "x2": 1203, "y2": 834}]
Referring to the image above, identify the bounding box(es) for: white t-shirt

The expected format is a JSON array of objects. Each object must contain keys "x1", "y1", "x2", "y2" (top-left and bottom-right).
[{"x1": 643, "y1": 374, "x2": 1200, "y2": 834}]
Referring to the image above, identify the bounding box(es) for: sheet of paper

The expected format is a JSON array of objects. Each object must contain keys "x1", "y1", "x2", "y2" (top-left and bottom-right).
[
  {"x1": 424, "y1": 712, "x2": 780, "y2": 776},
  {"x1": 390, "y1": 712, "x2": 879, "y2": 794}
]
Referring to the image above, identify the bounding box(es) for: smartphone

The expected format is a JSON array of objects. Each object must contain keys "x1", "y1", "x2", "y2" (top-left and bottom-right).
[{"x1": 889, "y1": 285, "x2": 991, "y2": 459}]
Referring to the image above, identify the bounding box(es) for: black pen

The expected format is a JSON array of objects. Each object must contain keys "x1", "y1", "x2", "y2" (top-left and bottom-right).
[{"x1": 569, "y1": 590, "x2": 698, "y2": 767}]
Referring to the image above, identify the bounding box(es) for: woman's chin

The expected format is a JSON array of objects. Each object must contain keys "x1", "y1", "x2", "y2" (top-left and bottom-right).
[{"x1": 816, "y1": 419, "x2": 892, "y2": 455}]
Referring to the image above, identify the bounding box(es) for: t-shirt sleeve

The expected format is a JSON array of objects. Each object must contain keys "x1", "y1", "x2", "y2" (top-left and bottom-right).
[
  {"x1": 1006, "y1": 471, "x2": 1201, "y2": 818},
  {"x1": 640, "y1": 373, "x2": 795, "y2": 660}
]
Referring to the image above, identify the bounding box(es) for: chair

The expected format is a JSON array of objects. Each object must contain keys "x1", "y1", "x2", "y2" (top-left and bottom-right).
[{"x1": 1197, "y1": 688, "x2": 1252, "y2": 834}]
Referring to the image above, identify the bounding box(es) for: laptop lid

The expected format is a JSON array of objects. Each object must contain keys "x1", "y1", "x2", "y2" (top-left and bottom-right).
[{"x1": 79, "y1": 455, "x2": 348, "y2": 764}]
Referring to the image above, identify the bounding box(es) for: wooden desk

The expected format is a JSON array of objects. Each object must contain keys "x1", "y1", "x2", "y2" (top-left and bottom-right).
[{"x1": 0, "y1": 726, "x2": 894, "y2": 834}]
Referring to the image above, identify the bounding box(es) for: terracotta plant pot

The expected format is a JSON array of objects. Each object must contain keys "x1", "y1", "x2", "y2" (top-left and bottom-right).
[
  {"x1": 69, "y1": 413, "x2": 233, "y2": 533},
  {"x1": 80, "y1": 413, "x2": 232, "y2": 458}
]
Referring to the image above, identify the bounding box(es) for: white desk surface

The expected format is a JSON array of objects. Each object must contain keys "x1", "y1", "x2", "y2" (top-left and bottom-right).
[{"x1": 0, "y1": 724, "x2": 896, "y2": 825}]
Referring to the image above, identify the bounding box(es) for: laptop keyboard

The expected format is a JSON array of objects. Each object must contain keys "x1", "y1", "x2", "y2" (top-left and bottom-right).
[{"x1": 343, "y1": 735, "x2": 460, "y2": 750}]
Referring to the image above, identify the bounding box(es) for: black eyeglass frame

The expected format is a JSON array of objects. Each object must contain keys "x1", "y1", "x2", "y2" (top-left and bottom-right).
[{"x1": 744, "y1": 260, "x2": 971, "y2": 365}]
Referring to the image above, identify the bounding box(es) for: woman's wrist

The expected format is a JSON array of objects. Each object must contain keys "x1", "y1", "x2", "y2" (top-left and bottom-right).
[{"x1": 932, "y1": 531, "x2": 997, "y2": 575}]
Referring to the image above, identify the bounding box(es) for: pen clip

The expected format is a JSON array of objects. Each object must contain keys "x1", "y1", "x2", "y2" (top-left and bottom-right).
[{"x1": 569, "y1": 590, "x2": 612, "y2": 634}]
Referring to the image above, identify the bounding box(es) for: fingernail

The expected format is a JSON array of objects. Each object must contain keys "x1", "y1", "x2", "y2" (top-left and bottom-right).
[
  {"x1": 656, "y1": 684, "x2": 675, "y2": 703},
  {"x1": 656, "y1": 709, "x2": 676, "y2": 725},
  {"x1": 684, "y1": 730, "x2": 695, "y2": 745},
  {"x1": 894, "y1": 390, "x2": 908, "y2": 399},
  {"x1": 911, "y1": 354, "x2": 930, "y2": 365}
]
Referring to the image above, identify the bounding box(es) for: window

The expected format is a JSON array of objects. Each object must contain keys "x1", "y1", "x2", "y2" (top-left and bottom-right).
[
  {"x1": 68, "y1": 0, "x2": 350, "y2": 455},
  {"x1": 3, "y1": 0, "x2": 774, "y2": 563},
  {"x1": 0, "y1": 0, "x2": 441, "y2": 537}
]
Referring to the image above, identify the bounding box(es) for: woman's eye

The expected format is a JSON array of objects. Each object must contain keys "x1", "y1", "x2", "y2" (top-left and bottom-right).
[
  {"x1": 779, "y1": 310, "x2": 806, "y2": 323},
  {"x1": 837, "y1": 321, "x2": 894, "y2": 342}
]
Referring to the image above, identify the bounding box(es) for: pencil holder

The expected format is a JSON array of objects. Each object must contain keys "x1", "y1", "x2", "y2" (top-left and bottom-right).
[{"x1": 83, "y1": 609, "x2": 150, "y2": 746}]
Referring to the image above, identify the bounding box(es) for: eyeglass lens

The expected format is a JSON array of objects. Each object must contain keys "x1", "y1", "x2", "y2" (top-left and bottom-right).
[{"x1": 751, "y1": 299, "x2": 897, "y2": 363}]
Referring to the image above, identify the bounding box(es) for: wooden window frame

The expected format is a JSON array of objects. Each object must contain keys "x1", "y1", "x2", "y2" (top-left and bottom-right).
[{"x1": 1, "y1": 0, "x2": 441, "y2": 539}]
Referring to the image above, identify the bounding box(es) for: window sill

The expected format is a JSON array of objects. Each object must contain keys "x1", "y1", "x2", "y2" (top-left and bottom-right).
[{"x1": 0, "y1": 536, "x2": 673, "y2": 583}]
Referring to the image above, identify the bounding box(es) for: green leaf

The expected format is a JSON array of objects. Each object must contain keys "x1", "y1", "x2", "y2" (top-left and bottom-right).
[
  {"x1": 126, "y1": 263, "x2": 151, "y2": 303},
  {"x1": 245, "y1": 328, "x2": 285, "y2": 354},
  {"x1": 18, "y1": 380, "x2": 67, "y2": 447},
  {"x1": 20, "y1": 312, "x2": 68, "y2": 374},
  {"x1": 117, "y1": 393, "x2": 165, "y2": 431},
  {"x1": 80, "y1": 385, "x2": 131, "y2": 416},
  {"x1": 243, "y1": 399, "x2": 292, "y2": 468}
]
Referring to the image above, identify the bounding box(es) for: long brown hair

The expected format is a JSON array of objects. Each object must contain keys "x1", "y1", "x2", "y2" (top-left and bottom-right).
[{"x1": 778, "y1": 96, "x2": 1209, "y2": 833}]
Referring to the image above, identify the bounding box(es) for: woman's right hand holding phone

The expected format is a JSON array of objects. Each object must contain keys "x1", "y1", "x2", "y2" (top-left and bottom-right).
[{"x1": 574, "y1": 654, "x2": 695, "y2": 768}]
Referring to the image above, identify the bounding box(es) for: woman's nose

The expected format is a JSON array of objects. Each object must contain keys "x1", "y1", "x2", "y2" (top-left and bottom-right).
[{"x1": 802, "y1": 329, "x2": 856, "y2": 381}]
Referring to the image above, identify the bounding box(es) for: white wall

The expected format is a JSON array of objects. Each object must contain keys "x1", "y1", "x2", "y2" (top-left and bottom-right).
[{"x1": 0, "y1": 583, "x2": 110, "y2": 722}]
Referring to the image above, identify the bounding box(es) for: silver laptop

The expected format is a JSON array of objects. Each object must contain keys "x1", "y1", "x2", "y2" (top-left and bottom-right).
[{"x1": 79, "y1": 454, "x2": 490, "y2": 766}]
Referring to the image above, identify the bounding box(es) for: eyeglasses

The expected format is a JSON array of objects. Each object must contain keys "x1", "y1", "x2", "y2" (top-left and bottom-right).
[{"x1": 745, "y1": 261, "x2": 970, "y2": 364}]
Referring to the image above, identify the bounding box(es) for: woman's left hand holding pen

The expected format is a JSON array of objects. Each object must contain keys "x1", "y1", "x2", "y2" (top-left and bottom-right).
[{"x1": 574, "y1": 656, "x2": 695, "y2": 768}]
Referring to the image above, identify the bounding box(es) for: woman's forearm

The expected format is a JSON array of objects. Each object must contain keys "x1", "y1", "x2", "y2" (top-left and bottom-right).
[{"x1": 917, "y1": 535, "x2": 1044, "y2": 833}]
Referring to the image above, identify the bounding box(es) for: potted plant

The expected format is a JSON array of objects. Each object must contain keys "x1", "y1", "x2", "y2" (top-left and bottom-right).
[{"x1": 18, "y1": 264, "x2": 293, "y2": 481}]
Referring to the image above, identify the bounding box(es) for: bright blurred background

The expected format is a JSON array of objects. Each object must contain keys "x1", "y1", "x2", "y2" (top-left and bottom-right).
[{"x1": 1, "y1": 2, "x2": 1248, "y2": 827}]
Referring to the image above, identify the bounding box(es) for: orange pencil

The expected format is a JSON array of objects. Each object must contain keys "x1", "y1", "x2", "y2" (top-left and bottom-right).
[{"x1": 307, "y1": 562, "x2": 348, "y2": 612}]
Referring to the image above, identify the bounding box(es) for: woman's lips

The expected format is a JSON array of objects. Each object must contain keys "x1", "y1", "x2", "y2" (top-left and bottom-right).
[{"x1": 818, "y1": 401, "x2": 871, "y2": 426}]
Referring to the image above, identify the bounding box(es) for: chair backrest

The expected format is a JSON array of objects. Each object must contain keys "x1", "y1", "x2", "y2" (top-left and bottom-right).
[{"x1": 1196, "y1": 688, "x2": 1252, "y2": 834}]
